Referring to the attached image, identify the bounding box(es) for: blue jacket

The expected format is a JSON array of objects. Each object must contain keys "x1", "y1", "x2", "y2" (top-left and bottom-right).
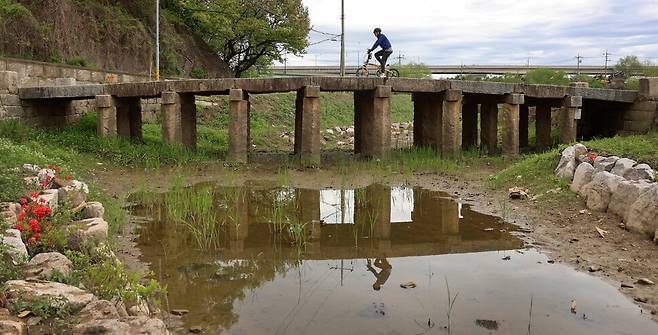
[{"x1": 370, "y1": 34, "x2": 392, "y2": 51}]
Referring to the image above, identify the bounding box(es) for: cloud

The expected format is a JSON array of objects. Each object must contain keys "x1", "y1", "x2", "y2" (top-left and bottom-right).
[{"x1": 281, "y1": 0, "x2": 658, "y2": 66}]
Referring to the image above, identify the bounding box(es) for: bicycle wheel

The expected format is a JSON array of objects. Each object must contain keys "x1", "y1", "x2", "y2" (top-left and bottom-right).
[
  {"x1": 355, "y1": 67, "x2": 368, "y2": 77},
  {"x1": 388, "y1": 69, "x2": 400, "y2": 78}
]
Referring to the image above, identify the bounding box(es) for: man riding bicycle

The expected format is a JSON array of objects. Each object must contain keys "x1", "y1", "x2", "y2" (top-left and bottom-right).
[{"x1": 367, "y1": 28, "x2": 393, "y2": 77}]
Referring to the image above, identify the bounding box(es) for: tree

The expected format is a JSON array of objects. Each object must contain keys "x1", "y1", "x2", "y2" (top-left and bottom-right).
[
  {"x1": 394, "y1": 62, "x2": 431, "y2": 78},
  {"x1": 615, "y1": 56, "x2": 643, "y2": 78},
  {"x1": 167, "y1": 0, "x2": 310, "y2": 77},
  {"x1": 525, "y1": 69, "x2": 570, "y2": 86}
]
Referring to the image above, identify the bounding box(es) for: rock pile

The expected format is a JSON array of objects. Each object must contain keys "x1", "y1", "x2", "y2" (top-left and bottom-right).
[
  {"x1": 318, "y1": 122, "x2": 413, "y2": 149},
  {"x1": 556, "y1": 145, "x2": 658, "y2": 241},
  {"x1": 0, "y1": 164, "x2": 169, "y2": 334}
]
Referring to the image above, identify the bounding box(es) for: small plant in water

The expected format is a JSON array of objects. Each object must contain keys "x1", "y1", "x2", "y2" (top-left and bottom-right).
[
  {"x1": 498, "y1": 198, "x2": 510, "y2": 223},
  {"x1": 444, "y1": 276, "x2": 459, "y2": 334}
]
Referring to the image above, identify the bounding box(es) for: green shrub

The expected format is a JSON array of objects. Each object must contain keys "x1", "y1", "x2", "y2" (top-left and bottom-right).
[
  {"x1": 190, "y1": 67, "x2": 206, "y2": 79},
  {"x1": 394, "y1": 62, "x2": 431, "y2": 78}
]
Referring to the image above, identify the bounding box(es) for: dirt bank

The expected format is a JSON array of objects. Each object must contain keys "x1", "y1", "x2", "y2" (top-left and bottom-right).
[{"x1": 89, "y1": 158, "x2": 658, "y2": 322}]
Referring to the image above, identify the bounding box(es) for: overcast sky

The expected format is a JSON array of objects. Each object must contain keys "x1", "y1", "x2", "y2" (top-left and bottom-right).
[{"x1": 281, "y1": 0, "x2": 658, "y2": 67}]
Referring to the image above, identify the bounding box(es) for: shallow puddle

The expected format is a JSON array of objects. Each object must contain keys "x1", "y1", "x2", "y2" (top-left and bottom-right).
[{"x1": 131, "y1": 184, "x2": 658, "y2": 334}]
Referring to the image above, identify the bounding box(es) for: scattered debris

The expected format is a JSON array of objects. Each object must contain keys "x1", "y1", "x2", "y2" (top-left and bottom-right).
[
  {"x1": 17, "y1": 310, "x2": 31, "y2": 318},
  {"x1": 621, "y1": 283, "x2": 634, "y2": 289},
  {"x1": 400, "y1": 282, "x2": 417, "y2": 289},
  {"x1": 547, "y1": 260, "x2": 555, "y2": 264},
  {"x1": 570, "y1": 300, "x2": 577, "y2": 313},
  {"x1": 579, "y1": 209, "x2": 588, "y2": 214},
  {"x1": 483, "y1": 228, "x2": 495, "y2": 232},
  {"x1": 634, "y1": 297, "x2": 649, "y2": 303},
  {"x1": 508, "y1": 187, "x2": 528, "y2": 200},
  {"x1": 595, "y1": 226, "x2": 609, "y2": 238},
  {"x1": 189, "y1": 326, "x2": 205, "y2": 334},
  {"x1": 636, "y1": 278, "x2": 655, "y2": 286},
  {"x1": 588, "y1": 265, "x2": 601, "y2": 272},
  {"x1": 502, "y1": 256, "x2": 511, "y2": 261},
  {"x1": 547, "y1": 187, "x2": 562, "y2": 194},
  {"x1": 570, "y1": 238, "x2": 580, "y2": 243},
  {"x1": 171, "y1": 309, "x2": 189, "y2": 316}
]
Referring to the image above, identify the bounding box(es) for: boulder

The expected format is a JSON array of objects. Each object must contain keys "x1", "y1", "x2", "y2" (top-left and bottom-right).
[
  {"x1": 624, "y1": 163, "x2": 655, "y2": 182},
  {"x1": 626, "y1": 184, "x2": 658, "y2": 238},
  {"x1": 37, "y1": 169, "x2": 55, "y2": 183},
  {"x1": 570, "y1": 162, "x2": 595, "y2": 193},
  {"x1": 573, "y1": 143, "x2": 588, "y2": 156},
  {"x1": 4, "y1": 280, "x2": 96, "y2": 312},
  {"x1": 66, "y1": 218, "x2": 109, "y2": 250},
  {"x1": 555, "y1": 146, "x2": 578, "y2": 180},
  {"x1": 77, "y1": 300, "x2": 120, "y2": 321},
  {"x1": 58, "y1": 184, "x2": 89, "y2": 208},
  {"x1": 23, "y1": 252, "x2": 72, "y2": 280},
  {"x1": 608, "y1": 180, "x2": 653, "y2": 222},
  {"x1": 579, "y1": 171, "x2": 625, "y2": 212},
  {"x1": 83, "y1": 202, "x2": 105, "y2": 219},
  {"x1": 1, "y1": 203, "x2": 20, "y2": 225},
  {"x1": 610, "y1": 158, "x2": 637, "y2": 177},
  {"x1": 74, "y1": 317, "x2": 169, "y2": 335},
  {"x1": 593, "y1": 156, "x2": 619, "y2": 173},
  {"x1": 2, "y1": 229, "x2": 28, "y2": 262},
  {"x1": 22, "y1": 164, "x2": 40, "y2": 174},
  {"x1": 0, "y1": 319, "x2": 26, "y2": 335},
  {"x1": 38, "y1": 189, "x2": 59, "y2": 209}
]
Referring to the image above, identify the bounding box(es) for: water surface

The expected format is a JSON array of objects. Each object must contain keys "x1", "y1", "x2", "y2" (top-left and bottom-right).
[{"x1": 132, "y1": 184, "x2": 657, "y2": 335}]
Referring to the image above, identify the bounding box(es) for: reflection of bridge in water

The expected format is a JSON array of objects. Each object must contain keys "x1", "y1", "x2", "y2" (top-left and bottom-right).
[{"x1": 215, "y1": 185, "x2": 523, "y2": 259}]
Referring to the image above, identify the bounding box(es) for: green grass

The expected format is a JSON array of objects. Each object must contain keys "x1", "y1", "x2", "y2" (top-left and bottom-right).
[{"x1": 489, "y1": 132, "x2": 658, "y2": 201}]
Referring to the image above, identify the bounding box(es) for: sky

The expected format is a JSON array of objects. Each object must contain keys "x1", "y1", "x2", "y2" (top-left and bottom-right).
[{"x1": 280, "y1": 0, "x2": 658, "y2": 67}]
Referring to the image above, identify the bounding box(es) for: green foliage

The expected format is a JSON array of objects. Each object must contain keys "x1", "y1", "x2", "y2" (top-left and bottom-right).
[
  {"x1": 166, "y1": 0, "x2": 310, "y2": 77},
  {"x1": 526, "y1": 69, "x2": 570, "y2": 86},
  {"x1": 65, "y1": 57, "x2": 89, "y2": 67},
  {"x1": 161, "y1": 49, "x2": 181, "y2": 76},
  {"x1": 615, "y1": 56, "x2": 644, "y2": 78},
  {"x1": 65, "y1": 250, "x2": 165, "y2": 304},
  {"x1": 571, "y1": 75, "x2": 605, "y2": 88},
  {"x1": 0, "y1": 0, "x2": 30, "y2": 18},
  {"x1": 394, "y1": 62, "x2": 431, "y2": 78},
  {"x1": 190, "y1": 67, "x2": 206, "y2": 79}
]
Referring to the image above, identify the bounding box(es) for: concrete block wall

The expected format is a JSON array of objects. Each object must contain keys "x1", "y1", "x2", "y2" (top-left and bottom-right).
[{"x1": 621, "y1": 78, "x2": 658, "y2": 134}]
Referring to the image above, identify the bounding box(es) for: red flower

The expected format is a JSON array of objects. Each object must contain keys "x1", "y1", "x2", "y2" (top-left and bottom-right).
[
  {"x1": 17, "y1": 212, "x2": 25, "y2": 222},
  {"x1": 13, "y1": 224, "x2": 23, "y2": 231},
  {"x1": 39, "y1": 198, "x2": 46, "y2": 204},
  {"x1": 20, "y1": 197, "x2": 27, "y2": 204},
  {"x1": 30, "y1": 192, "x2": 39, "y2": 199},
  {"x1": 56, "y1": 167, "x2": 62, "y2": 173},
  {"x1": 28, "y1": 219, "x2": 38, "y2": 226},
  {"x1": 39, "y1": 181, "x2": 46, "y2": 188},
  {"x1": 48, "y1": 165, "x2": 54, "y2": 169},
  {"x1": 65, "y1": 175, "x2": 73, "y2": 181}
]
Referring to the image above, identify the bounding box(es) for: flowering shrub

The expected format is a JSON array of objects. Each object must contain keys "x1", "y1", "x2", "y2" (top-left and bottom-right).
[{"x1": 12, "y1": 163, "x2": 74, "y2": 248}]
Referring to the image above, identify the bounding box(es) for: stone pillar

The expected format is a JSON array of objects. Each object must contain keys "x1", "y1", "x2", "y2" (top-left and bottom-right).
[
  {"x1": 535, "y1": 104, "x2": 552, "y2": 150},
  {"x1": 440, "y1": 197, "x2": 460, "y2": 236},
  {"x1": 559, "y1": 96, "x2": 582, "y2": 144},
  {"x1": 411, "y1": 92, "x2": 443, "y2": 150},
  {"x1": 229, "y1": 189, "x2": 249, "y2": 252},
  {"x1": 95, "y1": 95, "x2": 117, "y2": 137},
  {"x1": 161, "y1": 91, "x2": 182, "y2": 145},
  {"x1": 229, "y1": 89, "x2": 250, "y2": 163},
  {"x1": 461, "y1": 102, "x2": 478, "y2": 150},
  {"x1": 480, "y1": 102, "x2": 498, "y2": 154},
  {"x1": 294, "y1": 86, "x2": 321, "y2": 166},
  {"x1": 442, "y1": 89, "x2": 462, "y2": 157},
  {"x1": 502, "y1": 93, "x2": 523, "y2": 156},
  {"x1": 355, "y1": 86, "x2": 391, "y2": 158},
  {"x1": 115, "y1": 97, "x2": 143, "y2": 142},
  {"x1": 355, "y1": 184, "x2": 391, "y2": 240},
  {"x1": 180, "y1": 94, "x2": 196, "y2": 148},
  {"x1": 298, "y1": 188, "x2": 320, "y2": 228},
  {"x1": 519, "y1": 104, "x2": 529, "y2": 148}
]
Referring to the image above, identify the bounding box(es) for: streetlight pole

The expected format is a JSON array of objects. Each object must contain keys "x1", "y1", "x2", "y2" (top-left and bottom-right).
[
  {"x1": 339, "y1": 0, "x2": 345, "y2": 77},
  {"x1": 155, "y1": 0, "x2": 160, "y2": 81}
]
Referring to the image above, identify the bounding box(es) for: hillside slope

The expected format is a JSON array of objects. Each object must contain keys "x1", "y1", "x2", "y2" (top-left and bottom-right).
[{"x1": 0, "y1": 0, "x2": 231, "y2": 77}]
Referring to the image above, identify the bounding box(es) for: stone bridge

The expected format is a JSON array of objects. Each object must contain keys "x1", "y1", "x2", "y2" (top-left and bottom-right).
[{"x1": 6, "y1": 74, "x2": 658, "y2": 164}]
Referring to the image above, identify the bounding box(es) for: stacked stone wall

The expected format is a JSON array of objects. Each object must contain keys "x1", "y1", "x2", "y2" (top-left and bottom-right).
[{"x1": 0, "y1": 57, "x2": 163, "y2": 124}]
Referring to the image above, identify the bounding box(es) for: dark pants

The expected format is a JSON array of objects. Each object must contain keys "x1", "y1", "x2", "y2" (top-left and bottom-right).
[{"x1": 375, "y1": 49, "x2": 393, "y2": 73}]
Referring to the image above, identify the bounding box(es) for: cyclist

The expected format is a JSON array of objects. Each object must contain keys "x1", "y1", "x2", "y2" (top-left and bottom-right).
[{"x1": 367, "y1": 28, "x2": 393, "y2": 77}]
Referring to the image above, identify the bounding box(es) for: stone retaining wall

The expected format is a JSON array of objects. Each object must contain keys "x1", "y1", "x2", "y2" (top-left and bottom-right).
[{"x1": 0, "y1": 57, "x2": 164, "y2": 124}]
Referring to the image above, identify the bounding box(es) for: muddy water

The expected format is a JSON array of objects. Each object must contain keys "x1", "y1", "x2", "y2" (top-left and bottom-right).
[{"x1": 132, "y1": 184, "x2": 658, "y2": 335}]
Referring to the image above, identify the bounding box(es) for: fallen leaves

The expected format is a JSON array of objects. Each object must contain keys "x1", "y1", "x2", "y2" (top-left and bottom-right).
[{"x1": 400, "y1": 282, "x2": 417, "y2": 289}]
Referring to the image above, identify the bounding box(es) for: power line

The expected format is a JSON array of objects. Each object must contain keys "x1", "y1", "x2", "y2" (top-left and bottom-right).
[
  {"x1": 603, "y1": 50, "x2": 612, "y2": 74},
  {"x1": 575, "y1": 54, "x2": 583, "y2": 75}
]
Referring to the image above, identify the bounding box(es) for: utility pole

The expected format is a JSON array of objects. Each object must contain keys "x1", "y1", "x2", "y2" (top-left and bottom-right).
[
  {"x1": 396, "y1": 52, "x2": 405, "y2": 65},
  {"x1": 339, "y1": 0, "x2": 345, "y2": 77},
  {"x1": 155, "y1": 0, "x2": 160, "y2": 81},
  {"x1": 603, "y1": 49, "x2": 611, "y2": 75},
  {"x1": 576, "y1": 54, "x2": 583, "y2": 75}
]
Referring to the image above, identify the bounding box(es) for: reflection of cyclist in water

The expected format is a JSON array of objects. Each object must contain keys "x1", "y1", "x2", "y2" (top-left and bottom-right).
[
  {"x1": 367, "y1": 28, "x2": 393, "y2": 77},
  {"x1": 366, "y1": 258, "x2": 392, "y2": 291}
]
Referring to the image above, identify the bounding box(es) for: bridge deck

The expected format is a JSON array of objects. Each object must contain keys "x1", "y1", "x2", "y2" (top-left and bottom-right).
[{"x1": 18, "y1": 77, "x2": 638, "y2": 103}]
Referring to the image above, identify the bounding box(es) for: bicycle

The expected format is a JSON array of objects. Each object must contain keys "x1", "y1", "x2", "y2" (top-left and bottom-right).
[{"x1": 355, "y1": 52, "x2": 400, "y2": 78}]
